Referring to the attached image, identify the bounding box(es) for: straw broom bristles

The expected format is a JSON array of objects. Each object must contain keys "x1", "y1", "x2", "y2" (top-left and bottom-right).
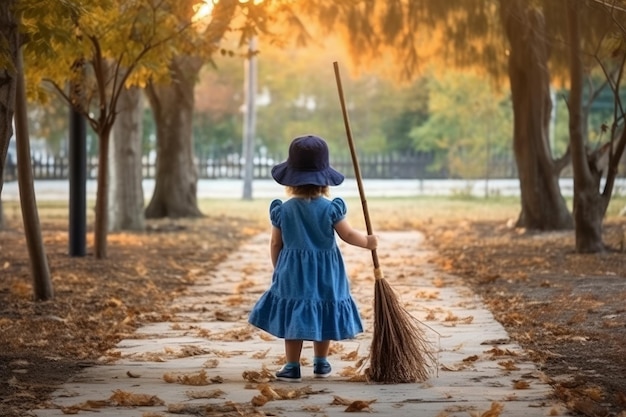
[{"x1": 366, "y1": 269, "x2": 435, "y2": 383}]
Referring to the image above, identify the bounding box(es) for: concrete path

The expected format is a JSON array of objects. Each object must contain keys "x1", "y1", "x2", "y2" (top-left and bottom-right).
[{"x1": 33, "y1": 232, "x2": 566, "y2": 417}]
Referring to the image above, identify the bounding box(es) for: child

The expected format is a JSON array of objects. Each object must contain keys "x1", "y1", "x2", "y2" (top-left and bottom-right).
[{"x1": 248, "y1": 134, "x2": 378, "y2": 382}]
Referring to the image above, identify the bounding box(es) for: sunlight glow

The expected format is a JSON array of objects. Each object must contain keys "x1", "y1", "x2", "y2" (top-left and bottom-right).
[
  {"x1": 192, "y1": 0, "x2": 264, "y2": 25},
  {"x1": 192, "y1": 1, "x2": 215, "y2": 23}
]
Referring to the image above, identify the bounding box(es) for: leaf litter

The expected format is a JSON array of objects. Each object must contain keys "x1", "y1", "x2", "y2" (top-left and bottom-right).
[
  {"x1": 422, "y1": 217, "x2": 626, "y2": 416},
  {"x1": 2, "y1": 211, "x2": 626, "y2": 416}
]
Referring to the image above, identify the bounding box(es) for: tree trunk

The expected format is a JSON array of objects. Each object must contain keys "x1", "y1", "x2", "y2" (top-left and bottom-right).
[
  {"x1": 144, "y1": 55, "x2": 203, "y2": 219},
  {"x1": 110, "y1": 86, "x2": 145, "y2": 231},
  {"x1": 15, "y1": 41, "x2": 53, "y2": 300},
  {"x1": 566, "y1": 1, "x2": 606, "y2": 253},
  {"x1": 0, "y1": 0, "x2": 18, "y2": 229},
  {"x1": 499, "y1": 0, "x2": 573, "y2": 230},
  {"x1": 94, "y1": 125, "x2": 112, "y2": 258}
]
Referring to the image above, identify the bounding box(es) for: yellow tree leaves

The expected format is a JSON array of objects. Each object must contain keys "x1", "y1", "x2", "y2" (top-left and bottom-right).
[{"x1": 21, "y1": 0, "x2": 188, "y2": 99}]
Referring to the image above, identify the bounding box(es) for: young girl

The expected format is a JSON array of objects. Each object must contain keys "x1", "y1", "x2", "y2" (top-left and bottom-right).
[{"x1": 248, "y1": 134, "x2": 378, "y2": 382}]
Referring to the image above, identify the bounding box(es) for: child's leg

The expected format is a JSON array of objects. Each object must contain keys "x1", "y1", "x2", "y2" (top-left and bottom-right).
[
  {"x1": 313, "y1": 340, "x2": 330, "y2": 358},
  {"x1": 285, "y1": 339, "x2": 303, "y2": 363},
  {"x1": 276, "y1": 339, "x2": 303, "y2": 382},
  {"x1": 312, "y1": 340, "x2": 332, "y2": 378}
]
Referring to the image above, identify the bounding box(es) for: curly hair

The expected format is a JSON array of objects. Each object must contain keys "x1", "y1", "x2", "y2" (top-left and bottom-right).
[{"x1": 287, "y1": 185, "x2": 330, "y2": 198}]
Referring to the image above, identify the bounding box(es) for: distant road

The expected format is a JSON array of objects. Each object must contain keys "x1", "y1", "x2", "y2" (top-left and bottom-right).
[{"x1": 2, "y1": 177, "x2": 622, "y2": 202}]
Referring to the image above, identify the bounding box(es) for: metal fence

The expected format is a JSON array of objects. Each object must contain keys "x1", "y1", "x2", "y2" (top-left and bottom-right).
[{"x1": 3, "y1": 151, "x2": 519, "y2": 182}]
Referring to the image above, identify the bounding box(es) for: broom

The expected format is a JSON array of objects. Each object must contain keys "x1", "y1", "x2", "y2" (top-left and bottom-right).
[{"x1": 333, "y1": 61, "x2": 435, "y2": 383}]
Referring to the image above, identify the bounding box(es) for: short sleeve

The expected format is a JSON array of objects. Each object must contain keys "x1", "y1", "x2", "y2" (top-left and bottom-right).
[
  {"x1": 269, "y1": 199, "x2": 283, "y2": 227},
  {"x1": 330, "y1": 197, "x2": 347, "y2": 224}
]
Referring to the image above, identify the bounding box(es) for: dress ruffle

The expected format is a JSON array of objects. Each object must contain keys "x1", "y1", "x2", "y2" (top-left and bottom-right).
[{"x1": 248, "y1": 291, "x2": 363, "y2": 341}]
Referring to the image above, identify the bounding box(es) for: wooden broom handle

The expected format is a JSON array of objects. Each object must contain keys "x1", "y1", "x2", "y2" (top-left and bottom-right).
[{"x1": 333, "y1": 61, "x2": 382, "y2": 274}]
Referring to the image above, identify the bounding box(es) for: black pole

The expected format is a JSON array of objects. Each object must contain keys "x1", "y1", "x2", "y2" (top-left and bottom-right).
[{"x1": 69, "y1": 106, "x2": 86, "y2": 256}]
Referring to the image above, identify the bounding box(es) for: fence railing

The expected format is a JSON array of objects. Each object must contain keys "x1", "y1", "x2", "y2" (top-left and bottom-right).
[{"x1": 3, "y1": 151, "x2": 519, "y2": 182}]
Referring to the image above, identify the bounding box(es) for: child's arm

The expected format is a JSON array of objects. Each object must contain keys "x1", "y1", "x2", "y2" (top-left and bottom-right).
[
  {"x1": 334, "y1": 219, "x2": 378, "y2": 250},
  {"x1": 270, "y1": 226, "x2": 283, "y2": 267}
]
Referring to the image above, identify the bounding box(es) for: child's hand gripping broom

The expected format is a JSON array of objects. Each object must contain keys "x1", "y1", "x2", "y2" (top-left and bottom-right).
[{"x1": 333, "y1": 61, "x2": 435, "y2": 383}]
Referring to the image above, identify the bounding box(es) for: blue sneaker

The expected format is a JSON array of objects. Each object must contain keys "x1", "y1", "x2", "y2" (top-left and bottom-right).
[
  {"x1": 276, "y1": 366, "x2": 302, "y2": 382},
  {"x1": 313, "y1": 362, "x2": 332, "y2": 378}
]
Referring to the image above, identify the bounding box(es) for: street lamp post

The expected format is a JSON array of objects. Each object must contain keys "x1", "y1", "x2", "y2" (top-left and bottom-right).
[{"x1": 242, "y1": 36, "x2": 257, "y2": 200}]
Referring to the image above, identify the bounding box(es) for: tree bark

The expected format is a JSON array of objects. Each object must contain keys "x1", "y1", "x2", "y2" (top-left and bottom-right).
[
  {"x1": 142, "y1": 0, "x2": 238, "y2": 219},
  {"x1": 94, "y1": 125, "x2": 112, "y2": 258},
  {"x1": 499, "y1": 0, "x2": 573, "y2": 230},
  {"x1": 0, "y1": 0, "x2": 18, "y2": 229},
  {"x1": 566, "y1": 1, "x2": 606, "y2": 253},
  {"x1": 15, "y1": 40, "x2": 53, "y2": 300},
  {"x1": 110, "y1": 86, "x2": 145, "y2": 231},
  {"x1": 144, "y1": 55, "x2": 203, "y2": 219}
]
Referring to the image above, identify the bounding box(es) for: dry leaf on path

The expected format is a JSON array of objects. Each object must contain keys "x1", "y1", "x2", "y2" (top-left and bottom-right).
[
  {"x1": 340, "y1": 345, "x2": 361, "y2": 361},
  {"x1": 497, "y1": 360, "x2": 520, "y2": 371},
  {"x1": 251, "y1": 394, "x2": 269, "y2": 406},
  {"x1": 513, "y1": 380, "x2": 530, "y2": 389},
  {"x1": 211, "y1": 326, "x2": 254, "y2": 341},
  {"x1": 109, "y1": 390, "x2": 165, "y2": 406},
  {"x1": 331, "y1": 395, "x2": 352, "y2": 405},
  {"x1": 203, "y1": 358, "x2": 220, "y2": 368},
  {"x1": 484, "y1": 347, "x2": 518, "y2": 358},
  {"x1": 345, "y1": 399, "x2": 377, "y2": 412},
  {"x1": 469, "y1": 402, "x2": 504, "y2": 417},
  {"x1": 258, "y1": 332, "x2": 275, "y2": 341},
  {"x1": 168, "y1": 401, "x2": 265, "y2": 416},
  {"x1": 163, "y1": 370, "x2": 213, "y2": 386},
  {"x1": 215, "y1": 310, "x2": 239, "y2": 322},
  {"x1": 339, "y1": 366, "x2": 360, "y2": 377},
  {"x1": 242, "y1": 367, "x2": 274, "y2": 383},
  {"x1": 60, "y1": 400, "x2": 109, "y2": 414},
  {"x1": 258, "y1": 383, "x2": 319, "y2": 400},
  {"x1": 441, "y1": 363, "x2": 470, "y2": 372},
  {"x1": 329, "y1": 342, "x2": 345, "y2": 354},
  {"x1": 185, "y1": 389, "x2": 226, "y2": 399},
  {"x1": 251, "y1": 348, "x2": 271, "y2": 359}
]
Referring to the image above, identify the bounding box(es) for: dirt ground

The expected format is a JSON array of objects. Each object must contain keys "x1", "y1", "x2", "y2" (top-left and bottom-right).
[{"x1": 1, "y1": 211, "x2": 625, "y2": 417}]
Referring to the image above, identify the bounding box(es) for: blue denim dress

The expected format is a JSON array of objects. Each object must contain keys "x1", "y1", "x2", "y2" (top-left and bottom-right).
[{"x1": 248, "y1": 197, "x2": 364, "y2": 341}]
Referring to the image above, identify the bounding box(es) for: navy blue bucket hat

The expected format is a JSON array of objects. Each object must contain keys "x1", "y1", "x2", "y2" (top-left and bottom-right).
[{"x1": 271, "y1": 135, "x2": 344, "y2": 187}]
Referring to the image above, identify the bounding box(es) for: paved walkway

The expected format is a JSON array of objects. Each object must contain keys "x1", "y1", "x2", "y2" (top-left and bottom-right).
[{"x1": 33, "y1": 232, "x2": 566, "y2": 416}]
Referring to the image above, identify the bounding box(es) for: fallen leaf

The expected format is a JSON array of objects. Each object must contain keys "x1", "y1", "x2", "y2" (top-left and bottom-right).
[
  {"x1": 513, "y1": 380, "x2": 530, "y2": 389},
  {"x1": 345, "y1": 399, "x2": 377, "y2": 412},
  {"x1": 251, "y1": 394, "x2": 269, "y2": 406},
  {"x1": 341, "y1": 347, "x2": 360, "y2": 361},
  {"x1": 215, "y1": 310, "x2": 239, "y2": 322},
  {"x1": 339, "y1": 366, "x2": 360, "y2": 377},
  {"x1": 484, "y1": 347, "x2": 518, "y2": 358},
  {"x1": 259, "y1": 332, "x2": 275, "y2": 341},
  {"x1": 497, "y1": 360, "x2": 520, "y2": 371},
  {"x1": 242, "y1": 368, "x2": 274, "y2": 383},
  {"x1": 251, "y1": 348, "x2": 271, "y2": 359},
  {"x1": 203, "y1": 358, "x2": 219, "y2": 368},
  {"x1": 109, "y1": 390, "x2": 164, "y2": 407},
  {"x1": 163, "y1": 370, "x2": 211, "y2": 386},
  {"x1": 60, "y1": 400, "x2": 109, "y2": 414},
  {"x1": 469, "y1": 402, "x2": 504, "y2": 417},
  {"x1": 331, "y1": 395, "x2": 353, "y2": 406},
  {"x1": 185, "y1": 389, "x2": 225, "y2": 399}
]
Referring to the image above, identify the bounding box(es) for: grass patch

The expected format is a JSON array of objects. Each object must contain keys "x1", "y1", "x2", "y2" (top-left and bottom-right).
[{"x1": 5, "y1": 194, "x2": 626, "y2": 233}]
